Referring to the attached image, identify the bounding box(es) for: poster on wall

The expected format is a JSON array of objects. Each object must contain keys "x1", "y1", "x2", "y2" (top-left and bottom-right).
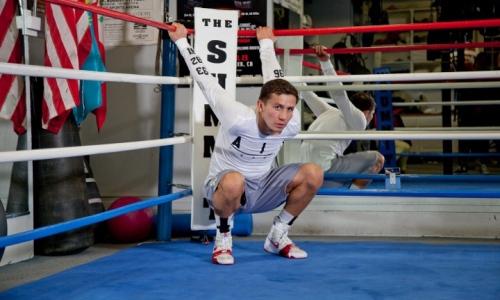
[
  {"x1": 101, "y1": 0, "x2": 164, "y2": 46},
  {"x1": 177, "y1": 0, "x2": 267, "y2": 76}
]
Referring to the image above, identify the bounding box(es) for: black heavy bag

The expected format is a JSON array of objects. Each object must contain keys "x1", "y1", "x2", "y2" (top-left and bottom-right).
[
  {"x1": 0, "y1": 201, "x2": 7, "y2": 261},
  {"x1": 83, "y1": 156, "x2": 106, "y2": 242},
  {"x1": 33, "y1": 117, "x2": 93, "y2": 255},
  {"x1": 7, "y1": 133, "x2": 28, "y2": 216},
  {"x1": 31, "y1": 77, "x2": 93, "y2": 255}
]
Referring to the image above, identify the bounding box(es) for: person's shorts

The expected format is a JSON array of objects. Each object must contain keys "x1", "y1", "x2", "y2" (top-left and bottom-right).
[
  {"x1": 203, "y1": 163, "x2": 302, "y2": 214},
  {"x1": 325, "y1": 151, "x2": 379, "y2": 188}
]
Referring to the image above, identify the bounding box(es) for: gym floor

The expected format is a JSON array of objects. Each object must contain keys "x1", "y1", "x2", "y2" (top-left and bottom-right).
[
  {"x1": 1, "y1": 159, "x2": 499, "y2": 293},
  {"x1": 0, "y1": 242, "x2": 132, "y2": 292},
  {"x1": 1, "y1": 236, "x2": 500, "y2": 300}
]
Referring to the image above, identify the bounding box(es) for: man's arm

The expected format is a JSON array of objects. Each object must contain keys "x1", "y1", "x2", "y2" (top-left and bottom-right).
[
  {"x1": 168, "y1": 23, "x2": 248, "y2": 121},
  {"x1": 316, "y1": 46, "x2": 366, "y2": 130},
  {"x1": 299, "y1": 45, "x2": 336, "y2": 117},
  {"x1": 256, "y1": 27, "x2": 284, "y2": 82},
  {"x1": 301, "y1": 91, "x2": 336, "y2": 117}
]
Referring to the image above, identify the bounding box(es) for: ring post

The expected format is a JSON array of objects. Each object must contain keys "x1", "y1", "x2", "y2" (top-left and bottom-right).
[
  {"x1": 157, "y1": 34, "x2": 177, "y2": 241},
  {"x1": 374, "y1": 67, "x2": 397, "y2": 167},
  {"x1": 441, "y1": 50, "x2": 453, "y2": 174}
]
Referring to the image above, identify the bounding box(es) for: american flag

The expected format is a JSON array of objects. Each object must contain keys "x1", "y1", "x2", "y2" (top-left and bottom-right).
[
  {"x1": 42, "y1": 2, "x2": 81, "y2": 133},
  {"x1": 0, "y1": 0, "x2": 26, "y2": 134},
  {"x1": 42, "y1": 1, "x2": 107, "y2": 133},
  {"x1": 1, "y1": 1, "x2": 106, "y2": 134}
]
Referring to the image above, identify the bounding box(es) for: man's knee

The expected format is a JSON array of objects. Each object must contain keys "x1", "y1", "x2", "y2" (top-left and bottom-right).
[
  {"x1": 298, "y1": 163, "x2": 324, "y2": 190},
  {"x1": 373, "y1": 152, "x2": 385, "y2": 172},
  {"x1": 218, "y1": 171, "x2": 245, "y2": 199}
]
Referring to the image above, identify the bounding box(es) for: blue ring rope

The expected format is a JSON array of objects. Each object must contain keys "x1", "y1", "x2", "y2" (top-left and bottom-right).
[
  {"x1": 318, "y1": 188, "x2": 500, "y2": 198},
  {"x1": 0, "y1": 189, "x2": 192, "y2": 248},
  {"x1": 399, "y1": 152, "x2": 500, "y2": 158},
  {"x1": 324, "y1": 173, "x2": 500, "y2": 182},
  {"x1": 2, "y1": 180, "x2": 499, "y2": 248}
]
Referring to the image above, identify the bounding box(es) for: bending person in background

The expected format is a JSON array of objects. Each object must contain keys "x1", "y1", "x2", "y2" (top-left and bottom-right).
[
  {"x1": 300, "y1": 45, "x2": 385, "y2": 188},
  {"x1": 168, "y1": 24, "x2": 323, "y2": 265}
]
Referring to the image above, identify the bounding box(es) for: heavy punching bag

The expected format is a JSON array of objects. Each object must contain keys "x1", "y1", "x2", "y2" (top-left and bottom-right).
[
  {"x1": 7, "y1": 133, "x2": 28, "y2": 216},
  {"x1": 83, "y1": 156, "x2": 105, "y2": 242},
  {"x1": 0, "y1": 201, "x2": 7, "y2": 261},
  {"x1": 31, "y1": 78, "x2": 93, "y2": 255}
]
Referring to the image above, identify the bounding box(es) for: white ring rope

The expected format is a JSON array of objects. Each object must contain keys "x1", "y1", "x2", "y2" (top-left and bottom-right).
[
  {"x1": 393, "y1": 100, "x2": 500, "y2": 107},
  {"x1": 285, "y1": 71, "x2": 500, "y2": 83},
  {"x1": 295, "y1": 130, "x2": 500, "y2": 141},
  {"x1": 237, "y1": 72, "x2": 500, "y2": 84},
  {"x1": 0, "y1": 136, "x2": 192, "y2": 164},
  {"x1": 395, "y1": 126, "x2": 500, "y2": 131},
  {"x1": 324, "y1": 98, "x2": 500, "y2": 107},
  {"x1": 297, "y1": 82, "x2": 500, "y2": 91},
  {"x1": 2, "y1": 62, "x2": 500, "y2": 85},
  {"x1": 0, "y1": 62, "x2": 191, "y2": 85},
  {"x1": 3, "y1": 130, "x2": 497, "y2": 164},
  {"x1": 3, "y1": 131, "x2": 496, "y2": 164}
]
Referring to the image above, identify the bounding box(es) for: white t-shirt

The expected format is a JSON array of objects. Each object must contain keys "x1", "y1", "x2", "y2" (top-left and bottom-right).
[
  {"x1": 175, "y1": 38, "x2": 300, "y2": 180},
  {"x1": 300, "y1": 60, "x2": 367, "y2": 171}
]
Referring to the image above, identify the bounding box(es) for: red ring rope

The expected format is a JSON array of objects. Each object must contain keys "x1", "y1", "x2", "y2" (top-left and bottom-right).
[
  {"x1": 276, "y1": 41, "x2": 500, "y2": 55},
  {"x1": 46, "y1": 0, "x2": 181, "y2": 32},
  {"x1": 47, "y1": 0, "x2": 500, "y2": 38},
  {"x1": 240, "y1": 19, "x2": 500, "y2": 36}
]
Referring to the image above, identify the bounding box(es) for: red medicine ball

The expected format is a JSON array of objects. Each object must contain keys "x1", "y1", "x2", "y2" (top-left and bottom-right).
[{"x1": 107, "y1": 197, "x2": 154, "y2": 243}]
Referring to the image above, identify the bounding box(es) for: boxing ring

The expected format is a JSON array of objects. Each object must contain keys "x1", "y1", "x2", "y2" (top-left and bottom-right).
[{"x1": 1, "y1": 1, "x2": 500, "y2": 299}]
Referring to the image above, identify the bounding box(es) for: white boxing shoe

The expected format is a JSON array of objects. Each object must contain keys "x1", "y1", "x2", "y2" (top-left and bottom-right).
[
  {"x1": 264, "y1": 217, "x2": 307, "y2": 259},
  {"x1": 212, "y1": 231, "x2": 234, "y2": 265}
]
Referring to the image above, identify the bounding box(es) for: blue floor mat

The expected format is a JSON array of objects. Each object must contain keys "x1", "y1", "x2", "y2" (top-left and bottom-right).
[{"x1": 2, "y1": 240, "x2": 500, "y2": 300}]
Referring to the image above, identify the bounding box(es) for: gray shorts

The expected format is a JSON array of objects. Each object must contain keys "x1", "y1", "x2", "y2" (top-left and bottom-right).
[
  {"x1": 325, "y1": 151, "x2": 379, "y2": 188},
  {"x1": 203, "y1": 163, "x2": 302, "y2": 214}
]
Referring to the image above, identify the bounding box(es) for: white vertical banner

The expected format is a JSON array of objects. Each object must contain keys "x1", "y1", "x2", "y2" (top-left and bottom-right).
[{"x1": 191, "y1": 8, "x2": 238, "y2": 230}]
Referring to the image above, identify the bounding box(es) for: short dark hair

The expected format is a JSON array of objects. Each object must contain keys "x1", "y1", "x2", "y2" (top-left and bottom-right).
[
  {"x1": 350, "y1": 92, "x2": 375, "y2": 112},
  {"x1": 259, "y1": 79, "x2": 298, "y2": 103}
]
